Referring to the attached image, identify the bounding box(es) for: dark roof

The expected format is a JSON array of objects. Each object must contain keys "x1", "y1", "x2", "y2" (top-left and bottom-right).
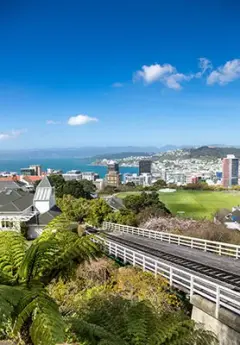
[
  {"x1": 104, "y1": 196, "x2": 124, "y2": 210},
  {"x1": 0, "y1": 181, "x2": 23, "y2": 191},
  {"x1": 27, "y1": 205, "x2": 62, "y2": 225},
  {"x1": 214, "y1": 208, "x2": 231, "y2": 222},
  {"x1": 37, "y1": 176, "x2": 52, "y2": 188},
  {"x1": 0, "y1": 191, "x2": 34, "y2": 212},
  {"x1": 0, "y1": 189, "x2": 25, "y2": 206}
]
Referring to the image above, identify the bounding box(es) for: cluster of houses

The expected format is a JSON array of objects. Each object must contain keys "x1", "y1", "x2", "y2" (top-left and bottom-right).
[
  {"x1": 0, "y1": 176, "x2": 61, "y2": 239},
  {"x1": 0, "y1": 174, "x2": 240, "y2": 239}
]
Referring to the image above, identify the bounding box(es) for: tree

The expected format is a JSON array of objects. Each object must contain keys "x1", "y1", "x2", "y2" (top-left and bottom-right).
[
  {"x1": 106, "y1": 209, "x2": 138, "y2": 226},
  {"x1": 124, "y1": 192, "x2": 171, "y2": 215},
  {"x1": 67, "y1": 295, "x2": 217, "y2": 345},
  {"x1": 57, "y1": 195, "x2": 90, "y2": 222},
  {"x1": 0, "y1": 227, "x2": 100, "y2": 345},
  {"x1": 85, "y1": 199, "x2": 113, "y2": 227},
  {"x1": 153, "y1": 179, "x2": 167, "y2": 189},
  {"x1": 48, "y1": 174, "x2": 66, "y2": 197},
  {"x1": 80, "y1": 179, "x2": 96, "y2": 195}
]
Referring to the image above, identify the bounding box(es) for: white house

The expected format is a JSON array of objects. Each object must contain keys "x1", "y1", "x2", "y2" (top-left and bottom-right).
[{"x1": 0, "y1": 176, "x2": 61, "y2": 239}]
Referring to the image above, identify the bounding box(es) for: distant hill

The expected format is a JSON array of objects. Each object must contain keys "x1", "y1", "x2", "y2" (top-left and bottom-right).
[
  {"x1": 91, "y1": 152, "x2": 153, "y2": 160},
  {"x1": 189, "y1": 146, "x2": 240, "y2": 158}
]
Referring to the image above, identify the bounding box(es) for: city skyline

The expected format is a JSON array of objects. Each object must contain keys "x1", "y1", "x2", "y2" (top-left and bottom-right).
[{"x1": 1, "y1": 1, "x2": 240, "y2": 149}]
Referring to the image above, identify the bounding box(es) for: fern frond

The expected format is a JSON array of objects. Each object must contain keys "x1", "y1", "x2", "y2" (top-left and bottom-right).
[
  {"x1": 13, "y1": 292, "x2": 65, "y2": 345},
  {"x1": 68, "y1": 318, "x2": 126, "y2": 345},
  {"x1": 29, "y1": 295, "x2": 65, "y2": 345},
  {"x1": 18, "y1": 230, "x2": 100, "y2": 285},
  {"x1": 0, "y1": 231, "x2": 26, "y2": 280}
]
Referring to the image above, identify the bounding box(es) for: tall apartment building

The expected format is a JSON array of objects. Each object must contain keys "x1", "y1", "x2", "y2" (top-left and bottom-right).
[
  {"x1": 106, "y1": 161, "x2": 121, "y2": 187},
  {"x1": 107, "y1": 161, "x2": 119, "y2": 173},
  {"x1": 139, "y1": 160, "x2": 152, "y2": 174},
  {"x1": 222, "y1": 154, "x2": 239, "y2": 187},
  {"x1": 21, "y1": 165, "x2": 42, "y2": 176}
]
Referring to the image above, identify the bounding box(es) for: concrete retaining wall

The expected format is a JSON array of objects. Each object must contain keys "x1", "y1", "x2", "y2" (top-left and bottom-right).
[{"x1": 191, "y1": 295, "x2": 240, "y2": 345}]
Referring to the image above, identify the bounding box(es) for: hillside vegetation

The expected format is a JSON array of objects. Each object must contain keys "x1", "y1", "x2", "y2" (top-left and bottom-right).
[{"x1": 188, "y1": 146, "x2": 240, "y2": 158}]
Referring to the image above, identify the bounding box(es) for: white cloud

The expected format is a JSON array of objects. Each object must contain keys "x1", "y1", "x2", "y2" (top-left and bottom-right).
[
  {"x1": 134, "y1": 63, "x2": 175, "y2": 84},
  {"x1": 207, "y1": 59, "x2": 240, "y2": 85},
  {"x1": 112, "y1": 82, "x2": 123, "y2": 88},
  {"x1": 164, "y1": 73, "x2": 193, "y2": 90},
  {"x1": 68, "y1": 114, "x2": 98, "y2": 126},
  {"x1": 0, "y1": 129, "x2": 27, "y2": 141},
  {"x1": 46, "y1": 120, "x2": 61, "y2": 125},
  {"x1": 134, "y1": 63, "x2": 195, "y2": 90},
  {"x1": 195, "y1": 57, "x2": 213, "y2": 78}
]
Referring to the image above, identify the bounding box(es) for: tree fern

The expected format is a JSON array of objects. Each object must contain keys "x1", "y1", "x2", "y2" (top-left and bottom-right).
[
  {"x1": 67, "y1": 295, "x2": 217, "y2": 345},
  {"x1": 18, "y1": 229, "x2": 100, "y2": 285},
  {"x1": 0, "y1": 231, "x2": 26, "y2": 281},
  {"x1": 13, "y1": 292, "x2": 65, "y2": 345}
]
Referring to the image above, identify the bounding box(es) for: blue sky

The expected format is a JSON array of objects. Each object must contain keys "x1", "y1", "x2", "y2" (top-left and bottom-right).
[{"x1": 1, "y1": 0, "x2": 240, "y2": 149}]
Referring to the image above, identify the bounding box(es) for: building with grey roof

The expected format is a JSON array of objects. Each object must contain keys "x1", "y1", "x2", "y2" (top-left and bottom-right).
[{"x1": 0, "y1": 176, "x2": 61, "y2": 239}]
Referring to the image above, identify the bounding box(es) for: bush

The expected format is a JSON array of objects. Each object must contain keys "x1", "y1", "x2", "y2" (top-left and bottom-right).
[{"x1": 141, "y1": 216, "x2": 240, "y2": 244}]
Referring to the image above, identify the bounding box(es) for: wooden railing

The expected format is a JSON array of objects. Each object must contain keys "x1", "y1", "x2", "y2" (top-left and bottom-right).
[{"x1": 102, "y1": 222, "x2": 240, "y2": 259}]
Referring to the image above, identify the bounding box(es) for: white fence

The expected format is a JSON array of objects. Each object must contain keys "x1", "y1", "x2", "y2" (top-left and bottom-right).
[
  {"x1": 97, "y1": 235, "x2": 240, "y2": 317},
  {"x1": 102, "y1": 222, "x2": 240, "y2": 259}
]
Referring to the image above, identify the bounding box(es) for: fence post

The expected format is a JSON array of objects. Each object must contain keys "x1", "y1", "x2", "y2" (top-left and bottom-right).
[
  {"x1": 154, "y1": 261, "x2": 158, "y2": 278},
  {"x1": 237, "y1": 247, "x2": 239, "y2": 260},
  {"x1": 219, "y1": 244, "x2": 222, "y2": 256},
  {"x1": 133, "y1": 251, "x2": 136, "y2": 266},
  {"x1": 143, "y1": 256, "x2": 145, "y2": 272},
  {"x1": 169, "y1": 267, "x2": 173, "y2": 286},
  {"x1": 123, "y1": 248, "x2": 126, "y2": 264},
  {"x1": 204, "y1": 242, "x2": 207, "y2": 252},
  {"x1": 190, "y1": 275, "x2": 194, "y2": 301},
  {"x1": 178, "y1": 237, "x2": 180, "y2": 246},
  {"x1": 109, "y1": 242, "x2": 112, "y2": 255},
  {"x1": 191, "y1": 238, "x2": 193, "y2": 249},
  {"x1": 215, "y1": 286, "x2": 220, "y2": 319}
]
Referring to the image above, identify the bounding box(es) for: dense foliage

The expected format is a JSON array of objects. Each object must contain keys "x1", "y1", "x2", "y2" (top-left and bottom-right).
[
  {"x1": 0, "y1": 227, "x2": 99, "y2": 345},
  {"x1": 49, "y1": 260, "x2": 217, "y2": 345},
  {"x1": 35, "y1": 174, "x2": 96, "y2": 198},
  {"x1": 123, "y1": 192, "x2": 171, "y2": 216},
  {"x1": 141, "y1": 216, "x2": 240, "y2": 244}
]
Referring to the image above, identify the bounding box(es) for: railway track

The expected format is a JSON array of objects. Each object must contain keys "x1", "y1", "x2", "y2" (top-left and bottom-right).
[{"x1": 105, "y1": 232, "x2": 240, "y2": 291}]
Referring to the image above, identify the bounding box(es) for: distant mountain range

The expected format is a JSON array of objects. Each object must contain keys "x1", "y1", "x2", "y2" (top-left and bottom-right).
[
  {"x1": 0, "y1": 145, "x2": 239, "y2": 160},
  {"x1": 0, "y1": 146, "x2": 176, "y2": 160},
  {"x1": 189, "y1": 146, "x2": 240, "y2": 158}
]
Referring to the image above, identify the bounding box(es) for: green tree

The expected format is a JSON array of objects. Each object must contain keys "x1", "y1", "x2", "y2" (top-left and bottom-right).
[
  {"x1": 85, "y1": 199, "x2": 113, "y2": 227},
  {"x1": 67, "y1": 295, "x2": 217, "y2": 345},
  {"x1": 153, "y1": 179, "x2": 167, "y2": 189},
  {"x1": 124, "y1": 192, "x2": 170, "y2": 215},
  {"x1": 57, "y1": 195, "x2": 90, "y2": 222},
  {"x1": 0, "y1": 228, "x2": 99, "y2": 345},
  {"x1": 48, "y1": 174, "x2": 66, "y2": 197},
  {"x1": 106, "y1": 209, "x2": 138, "y2": 226},
  {"x1": 80, "y1": 179, "x2": 97, "y2": 195}
]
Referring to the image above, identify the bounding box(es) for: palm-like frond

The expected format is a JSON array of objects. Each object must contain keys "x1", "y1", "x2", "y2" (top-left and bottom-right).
[
  {"x1": 18, "y1": 229, "x2": 100, "y2": 285},
  {"x1": 67, "y1": 296, "x2": 217, "y2": 345},
  {"x1": 0, "y1": 231, "x2": 26, "y2": 281},
  {"x1": 13, "y1": 291, "x2": 65, "y2": 345}
]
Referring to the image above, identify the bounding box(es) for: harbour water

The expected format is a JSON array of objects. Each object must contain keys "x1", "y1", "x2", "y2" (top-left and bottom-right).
[{"x1": 0, "y1": 158, "x2": 138, "y2": 178}]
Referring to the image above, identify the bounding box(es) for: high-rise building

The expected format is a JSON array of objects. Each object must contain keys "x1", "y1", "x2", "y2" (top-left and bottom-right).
[
  {"x1": 29, "y1": 165, "x2": 42, "y2": 176},
  {"x1": 106, "y1": 161, "x2": 121, "y2": 187},
  {"x1": 21, "y1": 165, "x2": 42, "y2": 176},
  {"x1": 139, "y1": 160, "x2": 152, "y2": 175},
  {"x1": 107, "y1": 161, "x2": 119, "y2": 173},
  {"x1": 222, "y1": 155, "x2": 239, "y2": 187}
]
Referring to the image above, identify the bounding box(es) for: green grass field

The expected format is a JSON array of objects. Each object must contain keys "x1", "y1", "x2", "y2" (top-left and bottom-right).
[{"x1": 116, "y1": 190, "x2": 240, "y2": 220}]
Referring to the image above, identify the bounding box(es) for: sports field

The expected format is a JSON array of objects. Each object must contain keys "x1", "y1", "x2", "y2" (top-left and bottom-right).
[{"x1": 116, "y1": 190, "x2": 240, "y2": 219}]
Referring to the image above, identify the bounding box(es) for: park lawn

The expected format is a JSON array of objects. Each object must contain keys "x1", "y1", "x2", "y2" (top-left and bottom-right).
[{"x1": 117, "y1": 190, "x2": 240, "y2": 220}]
